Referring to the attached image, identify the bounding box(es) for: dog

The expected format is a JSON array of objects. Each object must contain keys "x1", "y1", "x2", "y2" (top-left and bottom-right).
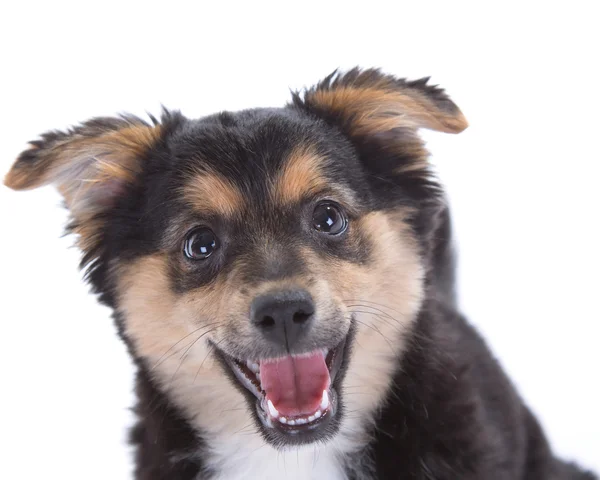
[{"x1": 4, "y1": 68, "x2": 596, "y2": 479}]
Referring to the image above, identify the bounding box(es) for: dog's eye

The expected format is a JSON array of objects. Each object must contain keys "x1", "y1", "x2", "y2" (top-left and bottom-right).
[
  {"x1": 312, "y1": 202, "x2": 348, "y2": 235},
  {"x1": 183, "y1": 228, "x2": 219, "y2": 260}
]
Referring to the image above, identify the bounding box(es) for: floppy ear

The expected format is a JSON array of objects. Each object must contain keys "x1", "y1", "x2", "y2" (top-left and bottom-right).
[
  {"x1": 4, "y1": 115, "x2": 164, "y2": 251},
  {"x1": 5, "y1": 115, "x2": 162, "y2": 212},
  {"x1": 292, "y1": 67, "x2": 468, "y2": 137}
]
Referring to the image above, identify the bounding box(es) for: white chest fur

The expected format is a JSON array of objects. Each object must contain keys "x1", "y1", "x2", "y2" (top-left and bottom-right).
[{"x1": 207, "y1": 441, "x2": 347, "y2": 480}]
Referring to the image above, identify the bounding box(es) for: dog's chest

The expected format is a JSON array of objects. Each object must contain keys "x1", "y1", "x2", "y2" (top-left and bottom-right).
[{"x1": 206, "y1": 442, "x2": 347, "y2": 480}]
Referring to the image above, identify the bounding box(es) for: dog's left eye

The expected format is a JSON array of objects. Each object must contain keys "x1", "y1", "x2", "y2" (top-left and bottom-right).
[
  {"x1": 183, "y1": 227, "x2": 219, "y2": 260},
  {"x1": 312, "y1": 202, "x2": 348, "y2": 235}
]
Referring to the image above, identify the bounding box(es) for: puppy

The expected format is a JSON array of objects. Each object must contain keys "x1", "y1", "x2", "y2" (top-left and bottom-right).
[{"x1": 5, "y1": 68, "x2": 596, "y2": 479}]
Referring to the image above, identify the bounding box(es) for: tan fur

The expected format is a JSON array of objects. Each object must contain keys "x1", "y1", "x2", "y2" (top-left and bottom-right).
[
  {"x1": 72, "y1": 219, "x2": 104, "y2": 253},
  {"x1": 309, "y1": 86, "x2": 468, "y2": 135},
  {"x1": 334, "y1": 211, "x2": 424, "y2": 447},
  {"x1": 272, "y1": 146, "x2": 329, "y2": 204},
  {"x1": 183, "y1": 169, "x2": 246, "y2": 218},
  {"x1": 116, "y1": 254, "x2": 254, "y2": 440},
  {"x1": 5, "y1": 124, "x2": 162, "y2": 252},
  {"x1": 4, "y1": 125, "x2": 161, "y2": 193},
  {"x1": 114, "y1": 208, "x2": 423, "y2": 465}
]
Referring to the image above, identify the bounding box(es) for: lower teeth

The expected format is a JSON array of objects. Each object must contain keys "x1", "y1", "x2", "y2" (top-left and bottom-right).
[
  {"x1": 270, "y1": 389, "x2": 330, "y2": 425},
  {"x1": 277, "y1": 405, "x2": 326, "y2": 425}
]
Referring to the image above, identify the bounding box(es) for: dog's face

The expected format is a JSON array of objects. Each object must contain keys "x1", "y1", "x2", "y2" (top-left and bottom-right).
[{"x1": 5, "y1": 69, "x2": 466, "y2": 449}]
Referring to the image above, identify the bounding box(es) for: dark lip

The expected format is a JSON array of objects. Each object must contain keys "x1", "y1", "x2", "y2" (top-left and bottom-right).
[{"x1": 212, "y1": 331, "x2": 350, "y2": 444}]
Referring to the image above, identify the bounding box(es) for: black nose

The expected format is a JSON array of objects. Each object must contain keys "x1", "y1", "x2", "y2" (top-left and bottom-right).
[{"x1": 250, "y1": 290, "x2": 315, "y2": 349}]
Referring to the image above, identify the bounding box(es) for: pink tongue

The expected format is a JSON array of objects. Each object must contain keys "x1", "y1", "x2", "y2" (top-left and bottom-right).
[{"x1": 259, "y1": 351, "x2": 330, "y2": 417}]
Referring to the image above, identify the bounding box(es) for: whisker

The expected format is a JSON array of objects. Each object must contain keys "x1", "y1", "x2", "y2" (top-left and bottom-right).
[
  {"x1": 219, "y1": 407, "x2": 246, "y2": 414},
  {"x1": 346, "y1": 303, "x2": 422, "y2": 340},
  {"x1": 168, "y1": 327, "x2": 218, "y2": 385},
  {"x1": 347, "y1": 307, "x2": 410, "y2": 338},
  {"x1": 194, "y1": 338, "x2": 225, "y2": 383},
  {"x1": 345, "y1": 303, "x2": 400, "y2": 322},
  {"x1": 249, "y1": 443, "x2": 267, "y2": 455},
  {"x1": 343, "y1": 298, "x2": 407, "y2": 317},
  {"x1": 346, "y1": 313, "x2": 396, "y2": 352},
  {"x1": 151, "y1": 322, "x2": 221, "y2": 370},
  {"x1": 233, "y1": 421, "x2": 256, "y2": 435},
  {"x1": 348, "y1": 304, "x2": 460, "y2": 383}
]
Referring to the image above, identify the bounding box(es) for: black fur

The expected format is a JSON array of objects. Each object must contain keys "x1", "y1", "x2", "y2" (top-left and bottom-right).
[
  {"x1": 363, "y1": 300, "x2": 597, "y2": 479},
  {"x1": 7, "y1": 69, "x2": 596, "y2": 479}
]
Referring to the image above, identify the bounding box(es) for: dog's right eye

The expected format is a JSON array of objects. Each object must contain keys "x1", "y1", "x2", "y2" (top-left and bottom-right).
[
  {"x1": 183, "y1": 227, "x2": 219, "y2": 260},
  {"x1": 312, "y1": 202, "x2": 348, "y2": 236}
]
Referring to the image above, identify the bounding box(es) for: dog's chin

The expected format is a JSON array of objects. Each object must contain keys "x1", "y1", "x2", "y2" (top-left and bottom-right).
[{"x1": 213, "y1": 332, "x2": 351, "y2": 447}]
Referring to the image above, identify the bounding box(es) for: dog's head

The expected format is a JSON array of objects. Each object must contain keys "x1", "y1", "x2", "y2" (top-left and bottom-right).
[{"x1": 5, "y1": 69, "x2": 466, "y2": 449}]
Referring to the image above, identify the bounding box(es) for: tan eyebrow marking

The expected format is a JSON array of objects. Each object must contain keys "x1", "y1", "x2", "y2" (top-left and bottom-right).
[
  {"x1": 183, "y1": 169, "x2": 245, "y2": 218},
  {"x1": 273, "y1": 145, "x2": 329, "y2": 205}
]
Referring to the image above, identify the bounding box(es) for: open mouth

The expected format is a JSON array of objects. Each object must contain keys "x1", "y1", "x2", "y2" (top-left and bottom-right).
[{"x1": 219, "y1": 337, "x2": 347, "y2": 440}]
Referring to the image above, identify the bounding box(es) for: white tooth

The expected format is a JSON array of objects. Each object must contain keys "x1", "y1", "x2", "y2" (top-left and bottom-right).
[
  {"x1": 287, "y1": 419, "x2": 296, "y2": 426},
  {"x1": 320, "y1": 390, "x2": 329, "y2": 410},
  {"x1": 296, "y1": 418, "x2": 307, "y2": 425},
  {"x1": 307, "y1": 414, "x2": 316, "y2": 422},
  {"x1": 231, "y1": 362, "x2": 261, "y2": 398},
  {"x1": 267, "y1": 400, "x2": 279, "y2": 418},
  {"x1": 279, "y1": 416, "x2": 288, "y2": 424},
  {"x1": 314, "y1": 410, "x2": 322, "y2": 419},
  {"x1": 247, "y1": 361, "x2": 260, "y2": 373}
]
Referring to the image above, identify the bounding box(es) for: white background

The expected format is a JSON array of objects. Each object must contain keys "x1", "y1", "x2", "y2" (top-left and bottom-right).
[{"x1": 1, "y1": 2, "x2": 598, "y2": 478}]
